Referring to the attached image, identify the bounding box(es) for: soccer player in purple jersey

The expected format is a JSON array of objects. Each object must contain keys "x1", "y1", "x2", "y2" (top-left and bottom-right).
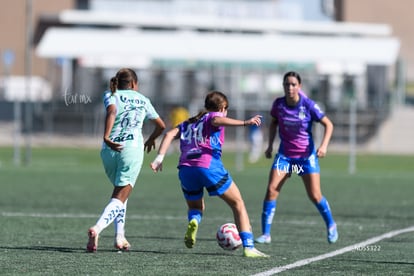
[
  {"x1": 150, "y1": 91, "x2": 269, "y2": 257},
  {"x1": 255, "y1": 71, "x2": 338, "y2": 244}
]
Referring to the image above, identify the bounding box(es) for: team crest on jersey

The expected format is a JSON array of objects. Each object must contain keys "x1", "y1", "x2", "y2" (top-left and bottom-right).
[{"x1": 298, "y1": 106, "x2": 306, "y2": 120}]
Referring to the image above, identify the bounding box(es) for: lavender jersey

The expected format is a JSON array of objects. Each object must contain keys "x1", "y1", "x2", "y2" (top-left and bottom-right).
[
  {"x1": 270, "y1": 94, "x2": 325, "y2": 158},
  {"x1": 178, "y1": 112, "x2": 225, "y2": 168}
]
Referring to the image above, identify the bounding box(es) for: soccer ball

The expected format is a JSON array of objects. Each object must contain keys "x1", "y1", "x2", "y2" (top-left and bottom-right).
[{"x1": 216, "y1": 223, "x2": 242, "y2": 250}]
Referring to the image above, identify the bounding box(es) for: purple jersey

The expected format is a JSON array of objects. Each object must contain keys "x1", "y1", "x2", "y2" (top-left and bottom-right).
[
  {"x1": 178, "y1": 112, "x2": 225, "y2": 168},
  {"x1": 270, "y1": 94, "x2": 325, "y2": 158}
]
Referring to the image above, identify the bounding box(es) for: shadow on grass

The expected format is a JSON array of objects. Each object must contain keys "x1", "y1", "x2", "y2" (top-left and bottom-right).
[
  {"x1": 133, "y1": 235, "x2": 216, "y2": 242},
  {"x1": 0, "y1": 245, "x2": 229, "y2": 256},
  {"x1": 0, "y1": 245, "x2": 85, "y2": 253},
  {"x1": 0, "y1": 234, "x2": 227, "y2": 256}
]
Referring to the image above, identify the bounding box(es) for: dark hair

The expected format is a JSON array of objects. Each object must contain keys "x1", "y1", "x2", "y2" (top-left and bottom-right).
[
  {"x1": 188, "y1": 90, "x2": 229, "y2": 123},
  {"x1": 109, "y1": 68, "x2": 138, "y2": 94},
  {"x1": 283, "y1": 71, "x2": 302, "y2": 84}
]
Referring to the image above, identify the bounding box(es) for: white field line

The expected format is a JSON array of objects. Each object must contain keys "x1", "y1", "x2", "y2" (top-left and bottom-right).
[
  {"x1": 252, "y1": 225, "x2": 414, "y2": 276},
  {"x1": 2, "y1": 212, "x2": 362, "y2": 226}
]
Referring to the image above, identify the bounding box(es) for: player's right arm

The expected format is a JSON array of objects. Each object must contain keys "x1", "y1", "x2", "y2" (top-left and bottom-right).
[
  {"x1": 265, "y1": 117, "x2": 278, "y2": 159},
  {"x1": 103, "y1": 104, "x2": 123, "y2": 152}
]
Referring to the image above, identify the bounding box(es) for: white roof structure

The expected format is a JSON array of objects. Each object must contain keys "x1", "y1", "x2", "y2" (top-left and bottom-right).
[
  {"x1": 36, "y1": 10, "x2": 400, "y2": 73},
  {"x1": 58, "y1": 10, "x2": 393, "y2": 36}
]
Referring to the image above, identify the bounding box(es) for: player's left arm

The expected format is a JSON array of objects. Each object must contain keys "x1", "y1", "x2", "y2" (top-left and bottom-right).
[
  {"x1": 317, "y1": 116, "x2": 334, "y2": 158},
  {"x1": 144, "y1": 117, "x2": 166, "y2": 153},
  {"x1": 212, "y1": 114, "x2": 262, "y2": 127}
]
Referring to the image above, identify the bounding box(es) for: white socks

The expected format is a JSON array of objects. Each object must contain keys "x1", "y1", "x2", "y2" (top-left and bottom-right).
[
  {"x1": 95, "y1": 198, "x2": 124, "y2": 234},
  {"x1": 114, "y1": 200, "x2": 127, "y2": 237}
]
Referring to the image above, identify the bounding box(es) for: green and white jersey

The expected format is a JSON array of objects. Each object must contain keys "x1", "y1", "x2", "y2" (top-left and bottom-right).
[{"x1": 102, "y1": 89, "x2": 159, "y2": 149}]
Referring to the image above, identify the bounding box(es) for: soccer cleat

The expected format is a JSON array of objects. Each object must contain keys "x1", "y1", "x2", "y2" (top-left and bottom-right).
[
  {"x1": 255, "y1": 234, "x2": 271, "y2": 244},
  {"x1": 328, "y1": 223, "x2": 338, "y2": 244},
  {"x1": 86, "y1": 226, "x2": 99, "y2": 253},
  {"x1": 184, "y1": 219, "x2": 198, "y2": 248},
  {"x1": 243, "y1": 247, "x2": 270, "y2": 258},
  {"x1": 114, "y1": 235, "x2": 131, "y2": 251}
]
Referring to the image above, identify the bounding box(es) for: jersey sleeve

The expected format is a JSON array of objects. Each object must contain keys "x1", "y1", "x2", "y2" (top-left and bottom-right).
[
  {"x1": 207, "y1": 112, "x2": 224, "y2": 131},
  {"x1": 309, "y1": 99, "x2": 325, "y2": 121},
  {"x1": 103, "y1": 91, "x2": 116, "y2": 108},
  {"x1": 144, "y1": 97, "x2": 160, "y2": 120}
]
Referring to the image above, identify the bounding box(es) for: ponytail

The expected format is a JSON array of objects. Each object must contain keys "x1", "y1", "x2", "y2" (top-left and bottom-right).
[
  {"x1": 110, "y1": 76, "x2": 118, "y2": 95},
  {"x1": 187, "y1": 111, "x2": 208, "y2": 124}
]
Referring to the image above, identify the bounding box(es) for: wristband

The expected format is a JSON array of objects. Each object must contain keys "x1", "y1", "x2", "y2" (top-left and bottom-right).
[{"x1": 153, "y1": 154, "x2": 165, "y2": 165}]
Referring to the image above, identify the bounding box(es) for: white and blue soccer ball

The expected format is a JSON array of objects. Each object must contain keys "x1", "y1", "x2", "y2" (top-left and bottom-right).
[{"x1": 216, "y1": 223, "x2": 242, "y2": 250}]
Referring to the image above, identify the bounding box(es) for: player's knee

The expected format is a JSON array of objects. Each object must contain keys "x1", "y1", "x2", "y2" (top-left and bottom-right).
[
  {"x1": 227, "y1": 197, "x2": 245, "y2": 211},
  {"x1": 266, "y1": 188, "x2": 279, "y2": 200},
  {"x1": 308, "y1": 193, "x2": 322, "y2": 204}
]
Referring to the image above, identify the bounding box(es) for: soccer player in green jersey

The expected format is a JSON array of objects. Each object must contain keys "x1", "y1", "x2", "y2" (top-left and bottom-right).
[{"x1": 87, "y1": 68, "x2": 166, "y2": 252}]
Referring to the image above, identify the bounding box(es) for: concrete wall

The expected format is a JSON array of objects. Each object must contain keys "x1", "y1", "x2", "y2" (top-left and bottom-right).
[
  {"x1": 0, "y1": 0, "x2": 74, "y2": 77},
  {"x1": 338, "y1": 0, "x2": 414, "y2": 81}
]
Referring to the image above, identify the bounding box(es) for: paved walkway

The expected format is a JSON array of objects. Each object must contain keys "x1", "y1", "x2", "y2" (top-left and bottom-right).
[{"x1": 364, "y1": 105, "x2": 414, "y2": 154}]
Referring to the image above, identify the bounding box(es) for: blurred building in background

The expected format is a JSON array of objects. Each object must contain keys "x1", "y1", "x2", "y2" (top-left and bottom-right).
[
  {"x1": 0, "y1": 0, "x2": 412, "y2": 151},
  {"x1": 336, "y1": 0, "x2": 414, "y2": 82}
]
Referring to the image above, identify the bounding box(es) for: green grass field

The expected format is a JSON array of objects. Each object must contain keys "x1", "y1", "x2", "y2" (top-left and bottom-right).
[{"x1": 1, "y1": 147, "x2": 413, "y2": 275}]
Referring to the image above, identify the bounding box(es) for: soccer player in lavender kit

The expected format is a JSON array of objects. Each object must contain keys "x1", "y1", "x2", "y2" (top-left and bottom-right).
[
  {"x1": 150, "y1": 91, "x2": 269, "y2": 257},
  {"x1": 255, "y1": 71, "x2": 338, "y2": 244}
]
